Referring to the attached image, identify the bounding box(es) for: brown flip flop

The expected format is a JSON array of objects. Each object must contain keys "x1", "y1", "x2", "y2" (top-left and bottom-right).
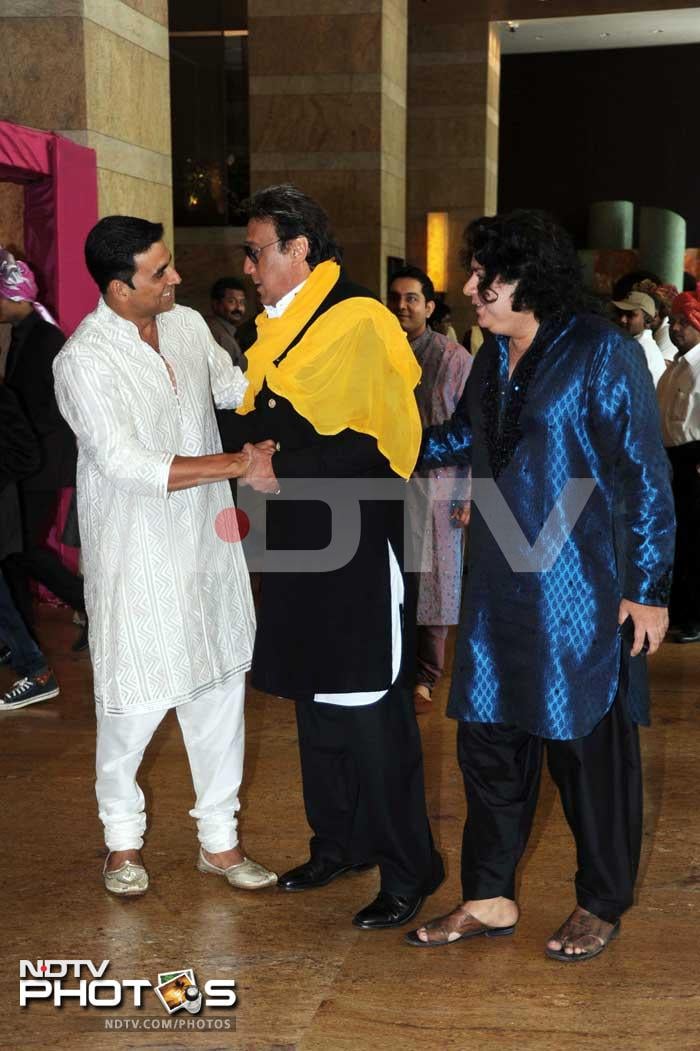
[
  {"x1": 545, "y1": 908, "x2": 620, "y2": 963},
  {"x1": 405, "y1": 907, "x2": 516, "y2": 948}
]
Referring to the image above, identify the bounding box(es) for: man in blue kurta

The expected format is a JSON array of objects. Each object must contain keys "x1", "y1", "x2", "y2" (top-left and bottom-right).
[{"x1": 405, "y1": 209, "x2": 675, "y2": 962}]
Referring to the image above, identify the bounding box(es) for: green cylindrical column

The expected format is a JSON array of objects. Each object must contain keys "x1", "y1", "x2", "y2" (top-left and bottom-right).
[
  {"x1": 588, "y1": 201, "x2": 634, "y2": 250},
  {"x1": 639, "y1": 207, "x2": 686, "y2": 288}
]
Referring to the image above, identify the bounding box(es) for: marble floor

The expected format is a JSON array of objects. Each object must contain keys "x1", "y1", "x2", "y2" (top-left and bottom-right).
[{"x1": 1, "y1": 605, "x2": 698, "y2": 1050}]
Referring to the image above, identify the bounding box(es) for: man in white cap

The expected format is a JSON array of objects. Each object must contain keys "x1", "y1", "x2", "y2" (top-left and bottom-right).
[{"x1": 612, "y1": 289, "x2": 667, "y2": 387}]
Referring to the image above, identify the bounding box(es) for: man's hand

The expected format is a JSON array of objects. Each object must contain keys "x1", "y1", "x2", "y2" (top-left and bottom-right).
[
  {"x1": 618, "y1": 599, "x2": 668, "y2": 656},
  {"x1": 225, "y1": 449, "x2": 254, "y2": 478},
  {"x1": 240, "y1": 441, "x2": 280, "y2": 493}
]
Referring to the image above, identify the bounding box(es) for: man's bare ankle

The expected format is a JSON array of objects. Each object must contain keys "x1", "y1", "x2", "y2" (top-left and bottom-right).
[
  {"x1": 464, "y1": 896, "x2": 519, "y2": 924},
  {"x1": 106, "y1": 849, "x2": 142, "y2": 871},
  {"x1": 202, "y1": 846, "x2": 244, "y2": 866}
]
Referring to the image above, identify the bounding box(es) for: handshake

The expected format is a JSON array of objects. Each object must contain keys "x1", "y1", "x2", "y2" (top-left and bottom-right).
[{"x1": 234, "y1": 440, "x2": 280, "y2": 494}]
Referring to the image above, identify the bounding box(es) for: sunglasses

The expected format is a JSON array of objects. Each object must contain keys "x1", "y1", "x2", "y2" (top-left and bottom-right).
[{"x1": 241, "y1": 239, "x2": 281, "y2": 264}]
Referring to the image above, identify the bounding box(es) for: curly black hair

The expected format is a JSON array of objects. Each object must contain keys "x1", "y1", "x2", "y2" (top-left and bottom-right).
[
  {"x1": 462, "y1": 209, "x2": 590, "y2": 322},
  {"x1": 242, "y1": 184, "x2": 342, "y2": 269}
]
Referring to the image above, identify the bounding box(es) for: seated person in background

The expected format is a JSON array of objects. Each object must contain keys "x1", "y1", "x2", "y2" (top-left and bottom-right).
[
  {"x1": 611, "y1": 289, "x2": 666, "y2": 386},
  {"x1": 206, "y1": 276, "x2": 248, "y2": 371}
]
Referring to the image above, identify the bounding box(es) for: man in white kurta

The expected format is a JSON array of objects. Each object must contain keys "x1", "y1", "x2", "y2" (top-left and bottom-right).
[
  {"x1": 656, "y1": 288, "x2": 700, "y2": 641},
  {"x1": 54, "y1": 215, "x2": 276, "y2": 896}
]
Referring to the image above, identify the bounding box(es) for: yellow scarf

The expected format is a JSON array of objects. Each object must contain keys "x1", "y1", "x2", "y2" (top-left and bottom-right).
[{"x1": 238, "y1": 260, "x2": 422, "y2": 479}]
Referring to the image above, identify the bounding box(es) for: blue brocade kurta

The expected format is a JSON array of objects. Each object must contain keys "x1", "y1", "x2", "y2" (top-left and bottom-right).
[{"x1": 422, "y1": 314, "x2": 675, "y2": 740}]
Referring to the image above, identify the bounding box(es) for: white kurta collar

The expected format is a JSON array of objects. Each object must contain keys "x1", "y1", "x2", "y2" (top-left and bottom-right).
[{"x1": 264, "y1": 279, "x2": 308, "y2": 320}]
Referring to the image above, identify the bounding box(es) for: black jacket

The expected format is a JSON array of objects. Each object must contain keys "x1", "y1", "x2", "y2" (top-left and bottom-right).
[
  {"x1": 0, "y1": 384, "x2": 41, "y2": 559},
  {"x1": 4, "y1": 311, "x2": 77, "y2": 491},
  {"x1": 218, "y1": 276, "x2": 411, "y2": 697}
]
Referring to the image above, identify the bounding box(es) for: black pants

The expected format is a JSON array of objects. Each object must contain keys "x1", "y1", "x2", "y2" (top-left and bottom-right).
[
  {"x1": 295, "y1": 683, "x2": 443, "y2": 897},
  {"x1": 457, "y1": 694, "x2": 642, "y2": 924},
  {"x1": 3, "y1": 490, "x2": 84, "y2": 627},
  {"x1": 668, "y1": 448, "x2": 700, "y2": 628}
]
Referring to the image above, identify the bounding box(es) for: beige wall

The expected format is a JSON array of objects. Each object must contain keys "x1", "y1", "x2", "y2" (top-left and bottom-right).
[
  {"x1": 0, "y1": 0, "x2": 172, "y2": 246},
  {"x1": 407, "y1": 8, "x2": 500, "y2": 333},
  {"x1": 248, "y1": 0, "x2": 408, "y2": 298}
]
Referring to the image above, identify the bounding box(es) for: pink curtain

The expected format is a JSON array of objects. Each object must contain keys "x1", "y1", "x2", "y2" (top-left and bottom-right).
[{"x1": 0, "y1": 119, "x2": 98, "y2": 336}]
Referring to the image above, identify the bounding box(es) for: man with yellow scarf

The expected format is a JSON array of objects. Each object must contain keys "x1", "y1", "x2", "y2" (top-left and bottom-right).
[{"x1": 218, "y1": 185, "x2": 444, "y2": 930}]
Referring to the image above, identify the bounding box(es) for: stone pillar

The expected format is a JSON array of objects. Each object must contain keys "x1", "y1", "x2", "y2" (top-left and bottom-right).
[
  {"x1": 407, "y1": 2, "x2": 500, "y2": 335},
  {"x1": 0, "y1": 1, "x2": 173, "y2": 247},
  {"x1": 639, "y1": 206, "x2": 686, "y2": 289},
  {"x1": 248, "y1": 0, "x2": 407, "y2": 298},
  {"x1": 588, "y1": 200, "x2": 634, "y2": 250}
]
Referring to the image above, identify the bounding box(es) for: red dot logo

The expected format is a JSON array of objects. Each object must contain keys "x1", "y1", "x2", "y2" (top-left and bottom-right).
[{"x1": 215, "y1": 508, "x2": 250, "y2": 543}]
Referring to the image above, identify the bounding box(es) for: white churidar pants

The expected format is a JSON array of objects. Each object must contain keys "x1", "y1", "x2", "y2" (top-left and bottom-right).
[{"x1": 95, "y1": 674, "x2": 245, "y2": 853}]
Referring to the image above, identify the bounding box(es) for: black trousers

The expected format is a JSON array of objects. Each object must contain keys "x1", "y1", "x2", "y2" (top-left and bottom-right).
[
  {"x1": 667, "y1": 448, "x2": 700, "y2": 628},
  {"x1": 295, "y1": 683, "x2": 444, "y2": 897},
  {"x1": 457, "y1": 694, "x2": 642, "y2": 924},
  {"x1": 3, "y1": 490, "x2": 84, "y2": 627}
]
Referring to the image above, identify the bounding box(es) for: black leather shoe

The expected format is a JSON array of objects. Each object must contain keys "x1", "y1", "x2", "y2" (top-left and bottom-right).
[
  {"x1": 277, "y1": 857, "x2": 373, "y2": 892},
  {"x1": 71, "y1": 620, "x2": 89, "y2": 653},
  {"x1": 352, "y1": 890, "x2": 424, "y2": 930},
  {"x1": 674, "y1": 624, "x2": 700, "y2": 644}
]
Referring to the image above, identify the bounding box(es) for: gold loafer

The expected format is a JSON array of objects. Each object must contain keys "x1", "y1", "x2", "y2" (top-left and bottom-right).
[
  {"x1": 197, "y1": 848, "x2": 277, "y2": 890},
  {"x1": 103, "y1": 857, "x2": 149, "y2": 896}
]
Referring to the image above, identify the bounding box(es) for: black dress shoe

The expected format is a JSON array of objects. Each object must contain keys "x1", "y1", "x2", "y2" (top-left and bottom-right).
[
  {"x1": 674, "y1": 624, "x2": 700, "y2": 644},
  {"x1": 352, "y1": 890, "x2": 424, "y2": 930},
  {"x1": 277, "y1": 857, "x2": 373, "y2": 892},
  {"x1": 71, "y1": 620, "x2": 89, "y2": 653}
]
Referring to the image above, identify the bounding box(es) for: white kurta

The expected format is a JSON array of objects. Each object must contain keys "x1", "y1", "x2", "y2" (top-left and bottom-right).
[
  {"x1": 657, "y1": 343, "x2": 700, "y2": 446},
  {"x1": 635, "y1": 327, "x2": 667, "y2": 387},
  {"x1": 54, "y1": 298, "x2": 255, "y2": 716},
  {"x1": 654, "y1": 316, "x2": 677, "y2": 362}
]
